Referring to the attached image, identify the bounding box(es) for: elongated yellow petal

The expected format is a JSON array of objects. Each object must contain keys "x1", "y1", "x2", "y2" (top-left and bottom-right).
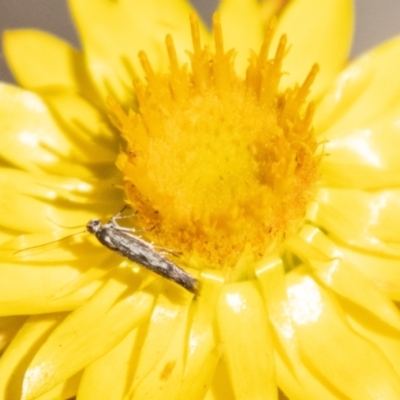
[
  {"x1": 346, "y1": 311, "x2": 400, "y2": 378},
  {"x1": 1, "y1": 189, "x2": 55, "y2": 234},
  {"x1": 256, "y1": 257, "x2": 300, "y2": 371},
  {"x1": 318, "y1": 260, "x2": 400, "y2": 330},
  {"x1": 313, "y1": 257, "x2": 400, "y2": 329},
  {"x1": 0, "y1": 84, "x2": 89, "y2": 177},
  {"x1": 274, "y1": 350, "x2": 342, "y2": 400},
  {"x1": 129, "y1": 293, "x2": 191, "y2": 399},
  {"x1": 337, "y1": 245, "x2": 400, "y2": 301},
  {"x1": 124, "y1": 285, "x2": 193, "y2": 397},
  {"x1": 309, "y1": 188, "x2": 400, "y2": 255},
  {"x1": 256, "y1": 258, "x2": 346, "y2": 399},
  {"x1": 68, "y1": 0, "x2": 210, "y2": 103},
  {"x1": 206, "y1": 357, "x2": 235, "y2": 399},
  {"x1": 180, "y1": 271, "x2": 224, "y2": 400},
  {"x1": 40, "y1": 92, "x2": 118, "y2": 164},
  {"x1": 289, "y1": 226, "x2": 400, "y2": 331},
  {"x1": 3, "y1": 229, "x2": 102, "y2": 263},
  {"x1": 0, "y1": 169, "x2": 96, "y2": 233},
  {"x1": 0, "y1": 231, "x2": 16, "y2": 246},
  {"x1": 316, "y1": 37, "x2": 400, "y2": 135},
  {"x1": 272, "y1": 0, "x2": 353, "y2": 97},
  {"x1": 0, "y1": 313, "x2": 80, "y2": 399},
  {"x1": 287, "y1": 267, "x2": 400, "y2": 399},
  {"x1": 0, "y1": 315, "x2": 27, "y2": 355},
  {"x1": 22, "y1": 271, "x2": 154, "y2": 400},
  {"x1": 181, "y1": 329, "x2": 220, "y2": 400},
  {"x1": 0, "y1": 261, "x2": 100, "y2": 316},
  {"x1": 3, "y1": 30, "x2": 87, "y2": 94},
  {"x1": 32, "y1": 372, "x2": 81, "y2": 400},
  {"x1": 216, "y1": 281, "x2": 277, "y2": 399},
  {"x1": 77, "y1": 328, "x2": 138, "y2": 400},
  {"x1": 320, "y1": 105, "x2": 400, "y2": 189},
  {"x1": 217, "y1": 0, "x2": 264, "y2": 73}
]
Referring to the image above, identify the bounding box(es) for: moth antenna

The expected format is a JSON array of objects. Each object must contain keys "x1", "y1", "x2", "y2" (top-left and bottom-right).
[
  {"x1": 46, "y1": 215, "x2": 87, "y2": 230},
  {"x1": 13, "y1": 230, "x2": 86, "y2": 255}
]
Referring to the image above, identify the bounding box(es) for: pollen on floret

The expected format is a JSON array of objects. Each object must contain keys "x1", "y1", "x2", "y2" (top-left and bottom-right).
[{"x1": 109, "y1": 13, "x2": 320, "y2": 273}]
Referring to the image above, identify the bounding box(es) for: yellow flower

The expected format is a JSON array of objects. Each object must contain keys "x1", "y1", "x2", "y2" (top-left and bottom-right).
[{"x1": 1, "y1": 0, "x2": 400, "y2": 399}]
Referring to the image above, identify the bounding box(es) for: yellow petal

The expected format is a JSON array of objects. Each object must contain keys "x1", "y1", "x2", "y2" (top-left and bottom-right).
[
  {"x1": 0, "y1": 315, "x2": 27, "y2": 355},
  {"x1": 77, "y1": 328, "x2": 138, "y2": 400},
  {"x1": 314, "y1": 257, "x2": 400, "y2": 330},
  {"x1": 217, "y1": 0, "x2": 263, "y2": 73},
  {"x1": 274, "y1": 350, "x2": 341, "y2": 400},
  {"x1": 315, "y1": 36, "x2": 400, "y2": 135},
  {"x1": 256, "y1": 257, "x2": 300, "y2": 370},
  {"x1": 123, "y1": 284, "x2": 193, "y2": 398},
  {"x1": 68, "y1": 0, "x2": 210, "y2": 103},
  {"x1": 22, "y1": 270, "x2": 154, "y2": 400},
  {"x1": 181, "y1": 329, "x2": 220, "y2": 400},
  {"x1": 32, "y1": 372, "x2": 81, "y2": 400},
  {"x1": 290, "y1": 226, "x2": 400, "y2": 331},
  {"x1": 345, "y1": 310, "x2": 400, "y2": 379},
  {"x1": 207, "y1": 357, "x2": 235, "y2": 399},
  {"x1": 3, "y1": 30, "x2": 87, "y2": 94},
  {"x1": 309, "y1": 188, "x2": 400, "y2": 255},
  {"x1": 3, "y1": 229, "x2": 98, "y2": 263},
  {"x1": 180, "y1": 270, "x2": 224, "y2": 400},
  {"x1": 287, "y1": 267, "x2": 400, "y2": 400},
  {"x1": 1, "y1": 188, "x2": 53, "y2": 234},
  {"x1": 129, "y1": 291, "x2": 192, "y2": 399},
  {"x1": 320, "y1": 106, "x2": 400, "y2": 189},
  {"x1": 272, "y1": 0, "x2": 353, "y2": 97},
  {"x1": 337, "y1": 245, "x2": 400, "y2": 301},
  {"x1": 0, "y1": 313, "x2": 79, "y2": 400},
  {"x1": 256, "y1": 259, "x2": 345, "y2": 399},
  {"x1": 41, "y1": 92, "x2": 118, "y2": 164},
  {"x1": 0, "y1": 84, "x2": 89, "y2": 177},
  {"x1": 216, "y1": 281, "x2": 277, "y2": 399},
  {"x1": 0, "y1": 230, "x2": 16, "y2": 246},
  {"x1": 0, "y1": 169, "x2": 99, "y2": 233},
  {"x1": 0, "y1": 259, "x2": 100, "y2": 316}
]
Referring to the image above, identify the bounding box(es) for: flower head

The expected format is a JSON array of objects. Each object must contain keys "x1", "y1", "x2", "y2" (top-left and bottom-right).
[
  {"x1": 2, "y1": 0, "x2": 400, "y2": 399},
  {"x1": 111, "y1": 14, "x2": 320, "y2": 272}
]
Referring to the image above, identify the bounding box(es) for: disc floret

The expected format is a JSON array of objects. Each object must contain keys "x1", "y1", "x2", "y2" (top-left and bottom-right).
[{"x1": 110, "y1": 15, "x2": 320, "y2": 271}]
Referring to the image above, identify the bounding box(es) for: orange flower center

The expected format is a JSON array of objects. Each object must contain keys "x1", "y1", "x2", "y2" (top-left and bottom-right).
[{"x1": 109, "y1": 15, "x2": 320, "y2": 275}]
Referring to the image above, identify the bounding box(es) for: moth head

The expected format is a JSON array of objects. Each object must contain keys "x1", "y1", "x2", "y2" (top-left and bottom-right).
[{"x1": 86, "y1": 219, "x2": 101, "y2": 234}]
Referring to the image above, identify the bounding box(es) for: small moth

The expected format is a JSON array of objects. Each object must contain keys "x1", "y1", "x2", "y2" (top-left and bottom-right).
[{"x1": 86, "y1": 215, "x2": 199, "y2": 294}]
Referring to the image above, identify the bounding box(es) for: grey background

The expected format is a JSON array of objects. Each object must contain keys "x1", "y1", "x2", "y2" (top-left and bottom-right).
[{"x1": 0, "y1": 0, "x2": 400, "y2": 83}]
